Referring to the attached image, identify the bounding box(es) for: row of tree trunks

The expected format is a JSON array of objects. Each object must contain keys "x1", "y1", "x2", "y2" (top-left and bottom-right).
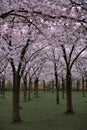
[
  {"x1": 12, "y1": 72, "x2": 86, "y2": 122},
  {"x1": 23, "y1": 76, "x2": 40, "y2": 102},
  {"x1": 0, "y1": 78, "x2": 5, "y2": 98},
  {"x1": 11, "y1": 73, "x2": 87, "y2": 123},
  {"x1": 76, "y1": 77, "x2": 86, "y2": 96}
]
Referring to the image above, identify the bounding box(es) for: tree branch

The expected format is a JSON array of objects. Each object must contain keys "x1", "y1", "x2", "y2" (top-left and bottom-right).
[
  {"x1": 70, "y1": 45, "x2": 87, "y2": 69},
  {"x1": 1, "y1": 9, "x2": 87, "y2": 25},
  {"x1": 61, "y1": 44, "x2": 68, "y2": 66},
  {"x1": 68, "y1": 45, "x2": 75, "y2": 65},
  {"x1": 26, "y1": 45, "x2": 48, "y2": 63},
  {"x1": 0, "y1": 10, "x2": 14, "y2": 18},
  {"x1": 17, "y1": 38, "x2": 30, "y2": 73},
  {"x1": 9, "y1": 58, "x2": 16, "y2": 74}
]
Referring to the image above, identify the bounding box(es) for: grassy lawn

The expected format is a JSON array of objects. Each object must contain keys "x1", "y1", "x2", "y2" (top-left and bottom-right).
[{"x1": 0, "y1": 91, "x2": 87, "y2": 130}]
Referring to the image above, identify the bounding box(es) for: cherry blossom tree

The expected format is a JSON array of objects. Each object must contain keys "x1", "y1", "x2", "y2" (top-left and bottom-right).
[{"x1": 0, "y1": 0, "x2": 87, "y2": 122}]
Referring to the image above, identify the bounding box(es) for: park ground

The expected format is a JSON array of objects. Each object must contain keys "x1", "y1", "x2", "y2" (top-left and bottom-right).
[{"x1": 0, "y1": 91, "x2": 87, "y2": 130}]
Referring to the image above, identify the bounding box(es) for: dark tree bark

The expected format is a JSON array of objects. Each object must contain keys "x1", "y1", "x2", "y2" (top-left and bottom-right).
[
  {"x1": 12, "y1": 73, "x2": 21, "y2": 122},
  {"x1": 12, "y1": 39, "x2": 30, "y2": 122},
  {"x1": 55, "y1": 72, "x2": 59, "y2": 104},
  {"x1": 28, "y1": 77, "x2": 32, "y2": 100},
  {"x1": 34, "y1": 77, "x2": 39, "y2": 97},
  {"x1": 62, "y1": 75, "x2": 65, "y2": 99},
  {"x1": 51, "y1": 80, "x2": 54, "y2": 93},
  {"x1": 52, "y1": 48, "x2": 59, "y2": 104},
  {"x1": 58, "y1": 80, "x2": 60, "y2": 91},
  {"x1": 2, "y1": 78, "x2": 5, "y2": 98},
  {"x1": 23, "y1": 75, "x2": 27, "y2": 102},
  {"x1": 60, "y1": 44, "x2": 87, "y2": 113},
  {"x1": 0, "y1": 78, "x2": 5, "y2": 98},
  {"x1": 34, "y1": 79, "x2": 36, "y2": 95},
  {"x1": 61, "y1": 45, "x2": 74, "y2": 113},
  {"x1": 66, "y1": 71, "x2": 73, "y2": 113},
  {"x1": 82, "y1": 77, "x2": 85, "y2": 97},
  {"x1": 0, "y1": 81, "x2": 2, "y2": 95},
  {"x1": 86, "y1": 76, "x2": 87, "y2": 93}
]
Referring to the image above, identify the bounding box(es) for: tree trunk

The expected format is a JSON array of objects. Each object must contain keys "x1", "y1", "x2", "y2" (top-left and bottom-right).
[
  {"x1": 62, "y1": 76, "x2": 65, "y2": 99},
  {"x1": 34, "y1": 77, "x2": 39, "y2": 97},
  {"x1": 66, "y1": 72, "x2": 73, "y2": 113},
  {"x1": 82, "y1": 77, "x2": 85, "y2": 97},
  {"x1": 0, "y1": 81, "x2": 2, "y2": 95},
  {"x1": 86, "y1": 77, "x2": 87, "y2": 93},
  {"x1": 55, "y1": 72, "x2": 59, "y2": 104},
  {"x1": 12, "y1": 73, "x2": 21, "y2": 122},
  {"x1": 28, "y1": 77, "x2": 32, "y2": 100},
  {"x1": 52, "y1": 80, "x2": 54, "y2": 93},
  {"x1": 34, "y1": 79, "x2": 36, "y2": 95},
  {"x1": 2, "y1": 78, "x2": 5, "y2": 98},
  {"x1": 36, "y1": 77, "x2": 39, "y2": 97},
  {"x1": 23, "y1": 76, "x2": 27, "y2": 102}
]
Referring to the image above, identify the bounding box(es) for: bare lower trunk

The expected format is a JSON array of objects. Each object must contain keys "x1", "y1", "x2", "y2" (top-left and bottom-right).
[
  {"x1": 82, "y1": 77, "x2": 85, "y2": 97},
  {"x1": 86, "y1": 77, "x2": 87, "y2": 93},
  {"x1": 62, "y1": 76, "x2": 65, "y2": 99},
  {"x1": 13, "y1": 73, "x2": 21, "y2": 122},
  {"x1": 23, "y1": 76, "x2": 27, "y2": 102},
  {"x1": 56, "y1": 85, "x2": 59, "y2": 104},
  {"x1": 28, "y1": 78, "x2": 32, "y2": 100},
  {"x1": 55, "y1": 73, "x2": 59, "y2": 104},
  {"x1": 34, "y1": 79, "x2": 36, "y2": 95},
  {"x1": 66, "y1": 72, "x2": 73, "y2": 113},
  {"x1": 36, "y1": 77, "x2": 39, "y2": 97},
  {"x1": 0, "y1": 81, "x2": 2, "y2": 95},
  {"x1": 0, "y1": 79, "x2": 5, "y2": 98},
  {"x1": 2, "y1": 79, "x2": 5, "y2": 98},
  {"x1": 34, "y1": 77, "x2": 39, "y2": 97}
]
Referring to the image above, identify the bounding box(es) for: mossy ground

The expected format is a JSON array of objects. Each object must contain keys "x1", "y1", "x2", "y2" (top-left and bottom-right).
[{"x1": 0, "y1": 91, "x2": 87, "y2": 130}]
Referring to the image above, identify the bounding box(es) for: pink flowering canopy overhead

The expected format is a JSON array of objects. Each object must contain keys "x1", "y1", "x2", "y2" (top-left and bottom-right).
[{"x1": 0, "y1": 0, "x2": 87, "y2": 79}]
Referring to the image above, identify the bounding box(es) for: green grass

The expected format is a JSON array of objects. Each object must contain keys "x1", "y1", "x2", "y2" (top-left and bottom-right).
[{"x1": 0, "y1": 91, "x2": 87, "y2": 130}]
